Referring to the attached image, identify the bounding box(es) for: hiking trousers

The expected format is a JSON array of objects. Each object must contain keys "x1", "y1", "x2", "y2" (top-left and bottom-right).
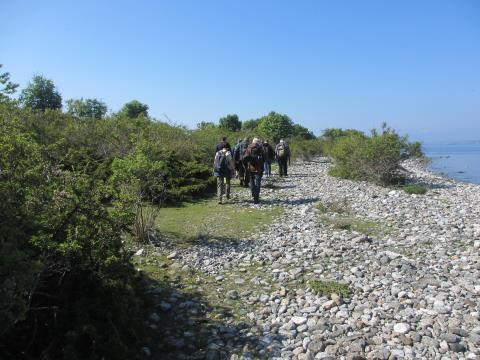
[
  {"x1": 278, "y1": 157, "x2": 288, "y2": 176},
  {"x1": 249, "y1": 173, "x2": 262, "y2": 203},
  {"x1": 263, "y1": 160, "x2": 272, "y2": 176},
  {"x1": 217, "y1": 176, "x2": 231, "y2": 202}
]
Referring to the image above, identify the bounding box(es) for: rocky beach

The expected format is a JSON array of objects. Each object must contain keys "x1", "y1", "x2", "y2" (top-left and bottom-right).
[{"x1": 145, "y1": 158, "x2": 480, "y2": 359}]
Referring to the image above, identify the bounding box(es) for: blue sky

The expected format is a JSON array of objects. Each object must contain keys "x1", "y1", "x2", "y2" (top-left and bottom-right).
[{"x1": 1, "y1": 0, "x2": 479, "y2": 142}]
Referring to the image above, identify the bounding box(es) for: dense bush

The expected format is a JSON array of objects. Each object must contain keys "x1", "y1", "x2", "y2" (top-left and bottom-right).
[
  {"x1": 326, "y1": 124, "x2": 422, "y2": 185},
  {"x1": 0, "y1": 103, "x2": 147, "y2": 358},
  {"x1": 289, "y1": 137, "x2": 324, "y2": 161}
]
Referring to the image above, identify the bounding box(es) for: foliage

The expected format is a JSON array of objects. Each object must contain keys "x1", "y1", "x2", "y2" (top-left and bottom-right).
[
  {"x1": 289, "y1": 138, "x2": 324, "y2": 160},
  {"x1": 197, "y1": 121, "x2": 216, "y2": 130},
  {"x1": 218, "y1": 114, "x2": 241, "y2": 132},
  {"x1": 291, "y1": 123, "x2": 315, "y2": 139},
  {"x1": 308, "y1": 280, "x2": 350, "y2": 298},
  {"x1": 109, "y1": 140, "x2": 213, "y2": 204},
  {"x1": 321, "y1": 128, "x2": 363, "y2": 142},
  {"x1": 257, "y1": 111, "x2": 293, "y2": 142},
  {"x1": 241, "y1": 118, "x2": 261, "y2": 131},
  {"x1": 19, "y1": 74, "x2": 62, "y2": 111},
  {"x1": 118, "y1": 99, "x2": 149, "y2": 118},
  {"x1": 0, "y1": 64, "x2": 19, "y2": 103},
  {"x1": 66, "y1": 97, "x2": 108, "y2": 119},
  {"x1": 326, "y1": 124, "x2": 418, "y2": 185},
  {"x1": 0, "y1": 103, "x2": 147, "y2": 358},
  {"x1": 403, "y1": 184, "x2": 427, "y2": 194},
  {"x1": 407, "y1": 141, "x2": 424, "y2": 158}
]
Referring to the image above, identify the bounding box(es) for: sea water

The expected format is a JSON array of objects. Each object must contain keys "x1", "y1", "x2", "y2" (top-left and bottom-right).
[{"x1": 423, "y1": 143, "x2": 480, "y2": 185}]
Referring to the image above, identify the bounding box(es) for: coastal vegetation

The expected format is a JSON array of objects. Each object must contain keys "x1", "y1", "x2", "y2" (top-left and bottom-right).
[{"x1": 0, "y1": 69, "x2": 424, "y2": 358}]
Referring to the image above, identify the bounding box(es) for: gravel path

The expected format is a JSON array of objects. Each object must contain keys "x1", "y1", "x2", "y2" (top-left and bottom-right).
[{"x1": 153, "y1": 158, "x2": 480, "y2": 359}]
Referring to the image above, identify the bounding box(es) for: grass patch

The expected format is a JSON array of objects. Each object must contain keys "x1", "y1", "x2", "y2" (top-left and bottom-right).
[
  {"x1": 315, "y1": 199, "x2": 350, "y2": 214},
  {"x1": 315, "y1": 203, "x2": 327, "y2": 213},
  {"x1": 320, "y1": 215, "x2": 381, "y2": 235},
  {"x1": 308, "y1": 280, "x2": 350, "y2": 298},
  {"x1": 155, "y1": 198, "x2": 283, "y2": 247},
  {"x1": 403, "y1": 184, "x2": 427, "y2": 195}
]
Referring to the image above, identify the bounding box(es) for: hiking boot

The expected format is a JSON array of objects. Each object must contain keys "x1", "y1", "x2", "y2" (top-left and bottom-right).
[
  {"x1": 226, "y1": 195, "x2": 230, "y2": 200},
  {"x1": 253, "y1": 197, "x2": 259, "y2": 204}
]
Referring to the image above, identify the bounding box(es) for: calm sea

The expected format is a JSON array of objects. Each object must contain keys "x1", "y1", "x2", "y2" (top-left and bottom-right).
[{"x1": 423, "y1": 143, "x2": 480, "y2": 185}]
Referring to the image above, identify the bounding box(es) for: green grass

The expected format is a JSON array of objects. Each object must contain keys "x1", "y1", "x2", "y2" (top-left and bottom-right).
[
  {"x1": 403, "y1": 184, "x2": 427, "y2": 195},
  {"x1": 155, "y1": 197, "x2": 283, "y2": 247},
  {"x1": 308, "y1": 280, "x2": 350, "y2": 298},
  {"x1": 320, "y1": 215, "x2": 381, "y2": 235}
]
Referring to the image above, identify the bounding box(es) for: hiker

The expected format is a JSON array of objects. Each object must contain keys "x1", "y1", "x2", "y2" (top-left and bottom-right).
[
  {"x1": 215, "y1": 136, "x2": 232, "y2": 154},
  {"x1": 262, "y1": 139, "x2": 275, "y2": 176},
  {"x1": 213, "y1": 143, "x2": 235, "y2": 204},
  {"x1": 234, "y1": 137, "x2": 250, "y2": 187},
  {"x1": 275, "y1": 139, "x2": 291, "y2": 176},
  {"x1": 243, "y1": 137, "x2": 265, "y2": 204}
]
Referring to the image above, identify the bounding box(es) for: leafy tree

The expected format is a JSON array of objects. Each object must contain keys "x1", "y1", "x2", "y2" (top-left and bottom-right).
[
  {"x1": 118, "y1": 100, "x2": 149, "y2": 118},
  {"x1": 66, "y1": 98, "x2": 108, "y2": 119},
  {"x1": 19, "y1": 75, "x2": 62, "y2": 111},
  {"x1": 0, "y1": 64, "x2": 19, "y2": 103},
  {"x1": 242, "y1": 118, "x2": 261, "y2": 131},
  {"x1": 292, "y1": 123, "x2": 315, "y2": 139},
  {"x1": 197, "y1": 121, "x2": 216, "y2": 130},
  {"x1": 257, "y1": 111, "x2": 294, "y2": 142},
  {"x1": 322, "y1": 128, "x2": 364, "y2": 141},
  {"x1": 218, "y1": 114, "x2": 241, "y2": 132}
]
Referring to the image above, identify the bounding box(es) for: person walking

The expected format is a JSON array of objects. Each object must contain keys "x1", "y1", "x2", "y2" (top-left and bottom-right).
[
  {"x1": 215, "y1": 136, "x2": 232, "y2": 154},
  {"x1": 234, "y1": 137, "x2": 250, "y2": 187},
  {"x1": 213, "y1": 143, "x2": 235, "y2": 204},
  {"x1": 243, "y1": 137, "x2": 265, "y2": 204},
  {"x1": 275, "y1": 139, "x2": 291, "y2": 177},
  {"x1": 262, "y1": 139, "x2": 275, "y2": 176}
]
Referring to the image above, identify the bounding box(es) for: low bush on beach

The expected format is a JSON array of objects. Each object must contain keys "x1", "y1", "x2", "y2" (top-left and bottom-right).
[
  {"x1": 325, "y1": 123, "x2": 423, "y2": 185},
  {"x1": 403, "y1": 184, "x2": 427, "y2": 194}
]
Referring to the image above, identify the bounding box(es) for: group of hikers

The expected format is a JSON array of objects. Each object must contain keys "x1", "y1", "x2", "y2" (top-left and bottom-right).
[{"x1": 213, "y1": 136, "x2": 291, "y2": 204}]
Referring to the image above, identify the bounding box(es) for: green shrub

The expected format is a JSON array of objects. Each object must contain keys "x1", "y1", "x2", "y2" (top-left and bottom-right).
[
  {"x1": 326, "y1": 124, "x2": 417, "y2": 185},
  {"x1": 0, "y1": 104, "x2": 147, "y2": 359},
  {"x1": 403, "y1": 184, "x2": 427, "y2": 194},
  {"x1": 289, "y1": 138, "x2": 324, "y2": 161}
]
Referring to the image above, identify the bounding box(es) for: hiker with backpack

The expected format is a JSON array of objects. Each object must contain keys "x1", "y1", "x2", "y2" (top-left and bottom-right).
[
  {"x1": 234, "y1": 137, "x2": 250, "y2": 187},
  {"x1": 275, "y1": 139, "x2": 291, "y2": 177},
  {"x1": 243, "y1": 137, "x2": 265, "y2": 204},
  {"x1": 213, "y1": 143, "x2": 235, "y2": 204},
  {"x1": 262, "y1": 139, "x2": 275, "y2": 176},
  {"x1": 215, "y1": 136, "x2": 232, "y2": 154}
]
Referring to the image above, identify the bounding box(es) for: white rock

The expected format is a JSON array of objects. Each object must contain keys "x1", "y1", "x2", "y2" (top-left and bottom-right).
[
  {"x1": 393, "y1": 323, "x2": 411, "y2": 334},
  {"x1": 291, "y1": 316, "x2": 308, "y2": 325}
]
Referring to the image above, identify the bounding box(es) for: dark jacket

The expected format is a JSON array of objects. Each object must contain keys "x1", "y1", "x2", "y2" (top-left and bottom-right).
[
  {"x1": 262, "y1": 142, "x2": 275, "y2": 162},
  {"x1": 243, "y1": 142, "x2": 265, "y2": 174}
]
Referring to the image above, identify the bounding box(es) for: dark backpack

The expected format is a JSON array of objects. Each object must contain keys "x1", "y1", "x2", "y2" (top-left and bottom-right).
[
  {"x1": 245, "y1": 143, "x2": 263, "y2": 172},
  {"x1": 215, "y1": 151, "x2": 228, "y2": 173}
]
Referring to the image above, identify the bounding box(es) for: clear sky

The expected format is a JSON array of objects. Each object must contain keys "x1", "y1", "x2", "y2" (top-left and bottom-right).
[{"x1": 1, "y1": 0, "x2": 479, "y2": 142}]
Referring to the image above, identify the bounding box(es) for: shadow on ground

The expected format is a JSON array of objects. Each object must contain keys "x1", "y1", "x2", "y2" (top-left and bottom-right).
[
  {"x1": 259, "y1": 196, "x2": 321, "y2": 206},
  {"x1": 141, "y1": 271, "x2": 284, "y2": 359}
]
